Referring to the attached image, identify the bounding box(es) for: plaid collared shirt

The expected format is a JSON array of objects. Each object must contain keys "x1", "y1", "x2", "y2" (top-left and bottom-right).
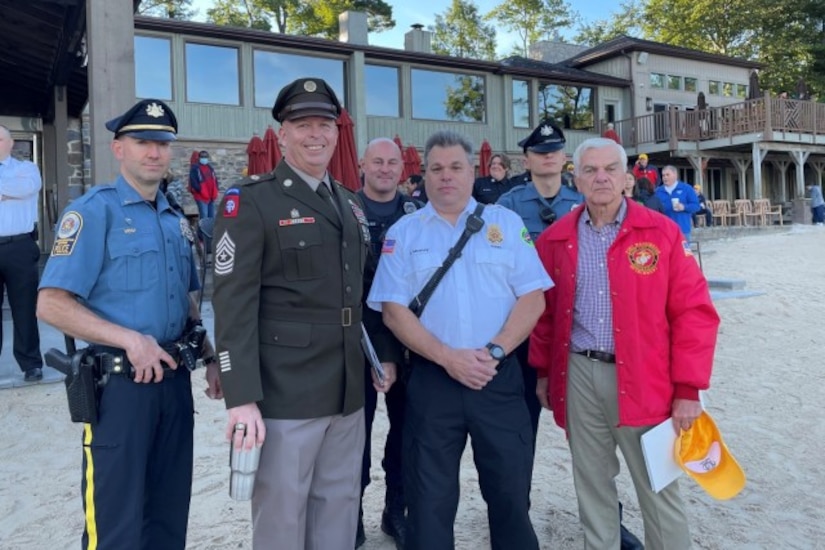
[{"x1": 570, "y1": 200, "x2": 627, "y2": 354}]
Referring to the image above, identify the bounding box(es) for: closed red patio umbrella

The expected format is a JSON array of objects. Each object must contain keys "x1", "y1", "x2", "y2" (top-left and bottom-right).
[
  {"x1": 189, "y1": 150, "x2": 200, "y2": 166},
  {"x1": 263, "y1": 125, "x2": 281, "y2": 172},
  {"x1": 478, "y1": 140, "x2": 492, "y2": 177},
  {"x1": 393, "y1": 134, "x2": 404, "y2": 153},
  {"x1": 329, "y1": 108, "x2": 360, "y2": 191},
  {"x1": 403, "y1": 145, "x2": 422, "y2": 180},
  {"x1": 246, "y1": 134, "x2": 267, "y2": 176}
]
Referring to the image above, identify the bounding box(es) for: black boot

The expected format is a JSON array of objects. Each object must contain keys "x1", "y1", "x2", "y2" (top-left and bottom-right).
[
  {"x1": 380, "y1": 487, "x2": 406, "y2": 549},
  {"x1": 355, "y1": 504, "x2": 366, "y2": 548},
  {"x1": 619, "y1": 501, "x2": 644, "y2": 550}
]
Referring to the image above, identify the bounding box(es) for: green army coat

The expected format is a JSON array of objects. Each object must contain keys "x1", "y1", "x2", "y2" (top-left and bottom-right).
[{"x1": 212, "y1": 161, "x2": 370, "y2": 419}]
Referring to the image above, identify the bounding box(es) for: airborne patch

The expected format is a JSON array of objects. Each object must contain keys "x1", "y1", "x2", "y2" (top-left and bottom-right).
[
  {"x1": 51, "y1": 211, "x2": 83, "y2": 256},
  {"x1": 223, "y1": 188, "x2": 241, "y2": 218},
  {"x1": 627, "y1": 242, "x2": 660, "y2": 275},
  {"x1": 214, "y1": 231, "x2": 236, "y2": 276}
]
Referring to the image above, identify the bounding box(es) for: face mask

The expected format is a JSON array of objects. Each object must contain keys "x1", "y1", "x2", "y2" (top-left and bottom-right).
[{"x1": 199, "y1": 158, "x2": 209, "y2": 165}]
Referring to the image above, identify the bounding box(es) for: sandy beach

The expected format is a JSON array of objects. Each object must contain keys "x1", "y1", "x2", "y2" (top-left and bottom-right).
[{"x1": 1, "y1": 225, "x2": 824, "y2": 549}]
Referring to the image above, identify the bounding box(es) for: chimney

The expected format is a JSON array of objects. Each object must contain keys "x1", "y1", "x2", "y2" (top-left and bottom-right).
[
  {"x1": 404, "y1": 24, "x2": 432, "y2": 54},
  {"x1": 339, "y1": 11, "x2": 368, "y2": 45}
]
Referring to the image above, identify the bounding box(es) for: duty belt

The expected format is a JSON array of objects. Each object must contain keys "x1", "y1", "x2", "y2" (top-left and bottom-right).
[{"x1": 92, "y1": 343, "x2": 187, "y2": 378}]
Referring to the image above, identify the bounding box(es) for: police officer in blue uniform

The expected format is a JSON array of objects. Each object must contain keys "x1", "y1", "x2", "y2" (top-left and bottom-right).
[
  {"x1": 369, "y1": 130, "x2": 552, "y2": 550},
  {"x1": 37, "y1": 99, "x2": 222, "y2": 550},
  {"x1": 497, "y1": 121, "x2": 643, "y2": 550},
  {"x1": 355, "y1": 137, "x2": 421, "y2": 549}
]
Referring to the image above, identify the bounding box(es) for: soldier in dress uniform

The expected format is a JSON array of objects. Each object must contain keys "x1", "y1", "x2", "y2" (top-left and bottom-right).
[{"x1": 211, "y1": 78, "x2": 396, "y2": 550}]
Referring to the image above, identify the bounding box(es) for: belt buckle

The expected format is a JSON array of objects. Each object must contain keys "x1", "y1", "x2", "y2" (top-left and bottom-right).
[{"x1": 341, "y1": 307, "x2": 352, "y2": 327}]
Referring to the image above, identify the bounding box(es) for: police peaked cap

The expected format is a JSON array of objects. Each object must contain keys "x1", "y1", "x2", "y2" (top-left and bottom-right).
[
  {"x1": 272, "y1": 78, "x2": 342, "y2": 123},
  {"x1": 105, "y1": 99, "x2": 178, "y2": 141},
  {"x1": 518, "y1": 119, "x2": 566, "y2": 153}
]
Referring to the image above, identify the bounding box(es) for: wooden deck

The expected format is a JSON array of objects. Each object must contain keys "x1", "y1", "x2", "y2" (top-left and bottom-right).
[{"x1": 615, "y1": 95, "x2": 825, "y2": 151}]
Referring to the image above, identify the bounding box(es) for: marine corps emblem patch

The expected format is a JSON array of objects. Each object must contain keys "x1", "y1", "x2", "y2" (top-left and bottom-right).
[{"x1": 627, "y1": 242, "x2": 660, "y2": 275}]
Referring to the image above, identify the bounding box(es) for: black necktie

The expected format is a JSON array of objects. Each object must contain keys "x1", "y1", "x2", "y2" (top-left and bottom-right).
[{"x1": 317, "y1": 183, "x2": 340, "y2": 220}]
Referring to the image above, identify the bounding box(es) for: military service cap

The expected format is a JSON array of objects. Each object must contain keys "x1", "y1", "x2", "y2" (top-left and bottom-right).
[
  {"x1": 105, "y1": 99, "x2": 178, "y2": 141},
  {"x1": 518, "y1": 119, "x2": 566, "y2": 154},
  {"x1": 271, "y1": 78, "x2": 342, "y2": 123}
]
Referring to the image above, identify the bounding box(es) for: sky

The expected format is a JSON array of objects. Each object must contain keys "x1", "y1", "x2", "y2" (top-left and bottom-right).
[{"x1": 187, "y1": 0, "x2": 617, "y2": 55}]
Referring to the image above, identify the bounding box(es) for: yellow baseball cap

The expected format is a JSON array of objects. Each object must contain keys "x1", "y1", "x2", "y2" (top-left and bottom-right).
[
  {"x1": 638, "y1": 153, "x2": 648, "y2": 160},
  {"x1": 674, "y1": 411, "x2": 746, "y2": 500}
]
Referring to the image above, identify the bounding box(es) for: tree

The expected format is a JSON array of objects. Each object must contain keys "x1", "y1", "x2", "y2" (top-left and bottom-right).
[
  {"x1": 485, "y1": 0, "x2": 576, "y2": 57},
  {"x1": 573, "y1": 0, "x2": 643, "y2": 46},
  {"x1": 444, "y1": 75, "x2": 486, "y2": 122},
  {"x1": 430, "y1": 0, "x2": 497, "y2": 60},
  {"x1": 288, "y1": 0, "x2": 394, "y2": 39},
  {"x1": 138, "y1": 0, "x2": 194, "y2": 19},
  {"x1": 206, "y1": 0, "x2": 298, "y2": 33}
]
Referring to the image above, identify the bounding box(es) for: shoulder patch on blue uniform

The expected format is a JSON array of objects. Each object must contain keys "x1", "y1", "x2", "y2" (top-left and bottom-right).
[{"x1": 51, "y1": 211, "x2": 83, "y2": 256}]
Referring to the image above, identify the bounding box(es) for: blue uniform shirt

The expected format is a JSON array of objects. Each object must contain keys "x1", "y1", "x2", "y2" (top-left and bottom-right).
[
  {"x1": 40, "y1": 176, "x2": 199, "y2": 343},
  {"x1": 497, "y1": 182, "x2": 583, "y2": 240}
]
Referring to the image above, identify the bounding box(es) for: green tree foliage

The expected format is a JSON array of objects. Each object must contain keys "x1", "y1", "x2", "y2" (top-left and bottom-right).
[
  {"x1": 206, "y1": 0, "x2": 275, "y2": 31},
  {"x1": 485, "y1": 0, "x2": 576, "y2": 57},
  {"x1": 430, "y1": 0, "x2": 497, "y2": 60},
  {"x1": 803, "y1": 0, "x2": 825, "y2": 96},
  {"x1": 574, "y1": 0, "x2": 643, "y2": 46},
  {"x1": 444, "y1": 75, "x2": 486, "y2": 122},
  {"x1": 288, "y1": 0, "x2": 395, "y2": 39},
  {"x1": 138, "y1": 0, "x2": 194, "y2": 19}
]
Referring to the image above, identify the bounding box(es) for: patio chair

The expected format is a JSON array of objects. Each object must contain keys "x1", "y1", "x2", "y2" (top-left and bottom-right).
[
  {"x1": 734, "y1": 199, "x2": 764, "y2": 226},
  {"x1": 711, "y1": 200, "x2": 741, "y2": 227},
  {"x1": 754, "y1": 198, "x2": 784, "y2": 225}
]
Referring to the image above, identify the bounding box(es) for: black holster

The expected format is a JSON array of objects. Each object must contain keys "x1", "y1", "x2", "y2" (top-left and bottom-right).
[{"x1": 46, "y1": 347, "x2": 100, "y2": 424}]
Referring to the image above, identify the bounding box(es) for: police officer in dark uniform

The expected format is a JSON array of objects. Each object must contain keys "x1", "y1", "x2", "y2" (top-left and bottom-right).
[
  {"x1": 497, "y1": 120, "x2": 643, "y2": 550},
  {"x1": 212, "y1": 78, "x2": 396, "y2": 549},
  {"x1": 472, "y1": 153, "x2": 514, "y2": 204},
  {"x1": 355, "y1": 137, "x2": 421, "y2": 549},
  {"x1": 37, "y1": 99, "x2": 222, "y2": 550}
]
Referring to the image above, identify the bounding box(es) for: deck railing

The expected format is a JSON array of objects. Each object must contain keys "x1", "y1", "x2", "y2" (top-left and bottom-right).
[{"x1": 615, "y1": 95, "x2": 825, "y2": 149}]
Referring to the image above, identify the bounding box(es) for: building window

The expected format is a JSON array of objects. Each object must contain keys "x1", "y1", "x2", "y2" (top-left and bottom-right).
[
  {"x1": 650, "y1": 73, "x2": 665, "y2": 89},
  {"x1": 538, "y1": 83, "x2": 595, "y2": 130},
  {"x1": 411, "y1": 69, "x2": 485, "y2": 123},
  {"x1": 512, "y1": 79, "x2": 530, "y2": 128},
  {"x1": 709, "y1": 80, "x2": 720, "y2": 95},
  {"x1": 135, "y1": 36, "x2": 172, "y2": 100},
  {"x1": 723, "y1": 82, "x2": 734, "y2": 97},
  {"x1": 684, "y1": 77, "x2": 697, "y2": 93},
  {"x1": 667, "y1": 75, "x2": 682, "y2": 91},
  {"x1": 364, "y1": 64, "x2": 399, "y2": 117},
  {"x1": 736, "y1": 84, "x2": 748, "y2": 99},
  {"x1": 253, "y1": 50, "x2": 346, "y2": 109},
  {"x1": 185, "y1": 43, "x2": 239, "y2": 105}
]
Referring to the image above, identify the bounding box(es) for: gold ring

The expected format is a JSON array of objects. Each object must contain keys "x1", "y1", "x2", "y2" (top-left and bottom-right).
[{"x1": 234, "y1": 422, "x2": 246, "y2": 431}]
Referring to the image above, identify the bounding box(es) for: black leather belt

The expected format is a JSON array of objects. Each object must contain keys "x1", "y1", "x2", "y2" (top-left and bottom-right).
[
  {"x1": 0, "y1": 233, "x2": 32, "y2": 245},
  {"x1": 92, "y1": 344, "x2": 183, "y2": 378},
  {"x1": 574, "y1": 350, "x2": 616, "y2": 363}
]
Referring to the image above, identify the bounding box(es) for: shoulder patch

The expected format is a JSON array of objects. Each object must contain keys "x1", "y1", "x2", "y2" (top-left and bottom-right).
[
  {"x1": 51, "y1": 211, "x2": 83, "y2": 256},
  {"x1": 222, "y1": 188, "x2": 241, "y2": 218},
  {"x1": 520, "y1": 227, "x2": 533, "y2": 247}
]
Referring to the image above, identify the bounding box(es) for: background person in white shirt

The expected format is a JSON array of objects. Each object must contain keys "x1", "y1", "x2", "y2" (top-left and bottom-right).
[{"x1": 0, "y1": 125, "x2": 43, "y2": 382}]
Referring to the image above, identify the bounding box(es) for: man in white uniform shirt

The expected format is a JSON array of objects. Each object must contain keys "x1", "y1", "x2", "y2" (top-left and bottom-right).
[
  {"x1": 368, "y1": 130, "x2": 552, "y2": 549},
  {"x1": 0, "y1": 125, "x2": 43, "y2": 382}
]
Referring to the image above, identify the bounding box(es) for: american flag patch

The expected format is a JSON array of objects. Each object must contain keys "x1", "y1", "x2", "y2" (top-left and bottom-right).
[
  {"x1": 381, "y1": 239, "x2": 396, "y2": 254},
  {"x1": 683, "y1": 240, "x2": 694, "y2": 257}
]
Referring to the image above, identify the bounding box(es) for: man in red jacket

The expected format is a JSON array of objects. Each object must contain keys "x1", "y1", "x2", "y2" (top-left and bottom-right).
[
  {"x1": 188, "y1": 150, "x2": 220, "y2": 220},
  {"x1": 631, "y1": 153, "x2": 660, "y2": 186},
  {"x1": 530, "y1": 137, "x2": 720, "y2": 550}
]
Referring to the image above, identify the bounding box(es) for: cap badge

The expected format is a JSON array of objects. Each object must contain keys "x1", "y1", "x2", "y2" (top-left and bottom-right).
[
  {"x1": 303, "y1": 81, "x2": 317, "y2": 92},
  {"x1": 540, "y1": 125, "x2": 554, "y2": 137},
  {"x1": 291, "y1": 208, "x2": 300, "y2": 219},
  {"x1": 145, "y1": 102, "x2": 165, "y2": 118}
]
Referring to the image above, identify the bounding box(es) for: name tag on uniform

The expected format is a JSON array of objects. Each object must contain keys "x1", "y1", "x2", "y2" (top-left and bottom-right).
[{"x1": 278, "y1": 217, "x2": 316, "y2": 226}]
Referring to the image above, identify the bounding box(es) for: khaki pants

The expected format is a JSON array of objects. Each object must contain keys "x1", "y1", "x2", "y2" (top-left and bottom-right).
[
  {"x1": 252, "y1": 409, "x2": 365, "y2": 550},
  {"x1": 566, "y1": 353, "x2": 691, "y2": 550}
]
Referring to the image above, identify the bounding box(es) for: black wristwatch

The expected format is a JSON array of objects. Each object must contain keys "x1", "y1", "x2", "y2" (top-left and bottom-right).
[
  {"x1": 485, "y1": 342, "x2": 506, "y2": 362},
  {"x1": 202, "y1": 355, "x2": 217, "y2": 367}
]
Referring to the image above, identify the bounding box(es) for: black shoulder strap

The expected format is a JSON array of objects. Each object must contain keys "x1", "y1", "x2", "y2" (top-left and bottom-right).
[{"x1": 408, "y1": 203, "x2": 485, "y2": 317}]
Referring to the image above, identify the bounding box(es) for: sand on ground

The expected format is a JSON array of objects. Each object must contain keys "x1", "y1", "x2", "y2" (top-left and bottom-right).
[{"x1": 1, "y1": 226, "x2": 824, "y2": 549}]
